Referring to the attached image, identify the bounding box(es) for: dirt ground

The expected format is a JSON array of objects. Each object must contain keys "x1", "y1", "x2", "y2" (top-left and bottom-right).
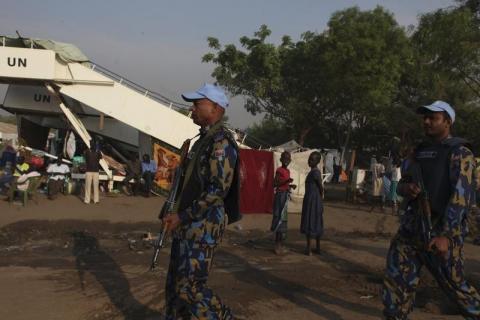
[{"x1": 0, "y1": 187, "x2": 479, "y2": 320}]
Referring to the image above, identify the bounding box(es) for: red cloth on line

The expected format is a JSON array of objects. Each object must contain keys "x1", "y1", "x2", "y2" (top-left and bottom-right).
[
  {"x1": 275, "y1": 166, "x2": 291, "y2": 192},
  {"x1": 239, "y1": 149, "x2": 274, "y2": 214}
]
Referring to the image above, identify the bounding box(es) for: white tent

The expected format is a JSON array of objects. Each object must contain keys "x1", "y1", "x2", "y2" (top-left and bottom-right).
[{"x1": 273, "y1": 140, "x2": 303, "y2": 152}]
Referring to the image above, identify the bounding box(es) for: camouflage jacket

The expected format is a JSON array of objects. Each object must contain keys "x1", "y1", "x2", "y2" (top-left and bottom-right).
[
  {"x1": 399, "y1": 145, "x2": 476, "y2": 247},
  {"x1": 177, "y1": 121, "x2": 238, "y2": 225}
]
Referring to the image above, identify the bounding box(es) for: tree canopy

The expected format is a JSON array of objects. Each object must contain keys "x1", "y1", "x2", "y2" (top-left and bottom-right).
[{"x1": 204, "y1": 3, "x2": 480, "y2": 156}]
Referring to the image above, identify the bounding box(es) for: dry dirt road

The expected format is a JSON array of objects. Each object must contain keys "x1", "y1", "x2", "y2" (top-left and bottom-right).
[{"x1": 0, "y1": 192, "x2": 478, "y2": 320}]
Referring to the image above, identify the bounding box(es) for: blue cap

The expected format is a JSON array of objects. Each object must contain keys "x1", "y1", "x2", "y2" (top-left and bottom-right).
[
  {"x1": 181, "y1": 83, "x2": 229, "y2": 108},
  {"x1": 417, "y1": 100, "x2": 455, "y2": 123}
]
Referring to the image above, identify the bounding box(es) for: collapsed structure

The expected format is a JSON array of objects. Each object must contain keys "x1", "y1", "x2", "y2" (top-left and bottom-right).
[{"x1": 0, "y1": 36, "x2": 199, "y2": 180}]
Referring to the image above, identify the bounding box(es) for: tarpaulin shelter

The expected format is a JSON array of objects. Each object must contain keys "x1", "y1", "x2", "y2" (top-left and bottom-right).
[{"x1": 239, "y1": 149, "x2": 274, "y2": 214}]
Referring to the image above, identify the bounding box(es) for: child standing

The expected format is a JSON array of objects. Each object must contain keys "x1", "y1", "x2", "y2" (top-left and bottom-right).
[
  {"x1": 300, "y1": 151, "x2": 324, "y2": 255},
  {"x1": 271, "y1": 151, "x2": 296, "y2": 255}
]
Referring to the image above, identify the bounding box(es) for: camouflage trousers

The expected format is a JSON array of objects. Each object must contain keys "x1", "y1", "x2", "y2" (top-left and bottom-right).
[
  {"x1": 469, "y1": 207, "x2": 480, "y2": 244},
  {"x1": 382, "y1": 235, "x2": 480, "y2": 319},
  {"x1": 165, "y1": 237, "x2": 233, "y2": 320}
]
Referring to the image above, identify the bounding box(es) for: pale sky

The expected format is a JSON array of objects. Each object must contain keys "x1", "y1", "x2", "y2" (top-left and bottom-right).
[{"x1": 0, "y1": 0, "x2": 455, "y2": 129}]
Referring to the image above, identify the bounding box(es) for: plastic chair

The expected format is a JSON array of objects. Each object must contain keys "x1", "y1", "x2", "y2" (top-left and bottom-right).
[{"x1": 8, "y1": 176, "x2": 44, "y2": 206}]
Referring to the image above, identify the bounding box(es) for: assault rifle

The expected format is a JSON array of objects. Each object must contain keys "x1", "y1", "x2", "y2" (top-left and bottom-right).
[
  {"x1": 149, "y1": 139, "x2": 192, "y2": 271},
  {"x1": 411, "y1": 163, "x2": 433, "y2": 247}
]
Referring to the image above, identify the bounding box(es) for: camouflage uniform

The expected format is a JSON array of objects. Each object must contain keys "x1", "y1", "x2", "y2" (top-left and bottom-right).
[
  {"x1": 472, "y1": 162, "x2": 480, "y2": 245},
  {"x1": 470, "y1": 206, "x2": 480, "y2": 245},
  {"x1": 382, "y1": 143, "x2": 480, "y2": 320},
  {"x1": 474, "y1": 215, "x2": 480, "y2": 245},
  {"x1": 165, "y1": 122, "x2": 237, "y2": 320}
]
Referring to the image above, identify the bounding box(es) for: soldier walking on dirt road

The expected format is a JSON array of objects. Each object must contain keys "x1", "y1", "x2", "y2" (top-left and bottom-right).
[
  {"x1": 162, "y1": 83, "x2": 241, "y2": 320},
  {"x1": 382, "y1": 101, "x2": 480, "y2": 319}
]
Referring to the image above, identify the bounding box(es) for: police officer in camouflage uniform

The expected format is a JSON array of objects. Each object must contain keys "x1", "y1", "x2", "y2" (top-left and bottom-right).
[
  {"x1": 162, "y1": 83, "x2": 240, "y2": 320},
  {"x1": 382, "y1": 101, "x2": 480, "y2": 319}
]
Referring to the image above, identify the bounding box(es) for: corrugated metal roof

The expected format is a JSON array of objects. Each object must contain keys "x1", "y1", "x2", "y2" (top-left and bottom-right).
[{"x1": 0, "y1": 122, "x2": 17, "y2": 134}]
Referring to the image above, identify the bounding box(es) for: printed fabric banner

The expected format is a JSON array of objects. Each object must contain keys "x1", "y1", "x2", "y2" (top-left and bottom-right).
[
  {"x1": 239, "y1": 149, "x2": 274, "y2": 214},
  {"x1": 153, "y1": 142, "x2": 180, "y2": 191}
]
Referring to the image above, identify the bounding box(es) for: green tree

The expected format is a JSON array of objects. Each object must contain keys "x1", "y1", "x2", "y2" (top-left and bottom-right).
[
  {"x1": 203, "y1": 25, "x2": 331, "y2": 145},
  {"x1": 396, "y1": 2, "x2": 480, "y2": 152},
  {"x1": 414, "y1": 6, "x2": 480, "y2": 99},
  {"x1": 320, "y1": 6, "x2": 411, "y2": 154},
  {"x1": 454, "y1": 104, "x2": 480, "y2": 151},
  {"x1": 203, "y1": 7, "x2": 411, "y2": 152},
  {"x1": 245, "y1": 116, "x2": 292, "y2": 148},
  {"x1": 456, "y1": 0, "x2": 480, "y2": 19},
  {"x1": 204, "y1": 5, "x2": 480, "y2": 157}
]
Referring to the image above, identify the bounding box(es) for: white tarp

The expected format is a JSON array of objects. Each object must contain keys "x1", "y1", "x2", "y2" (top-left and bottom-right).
[
  {"x1": 323, "y1": 149, "x2": 342, "y2": 183},
  {"x1": 31, "y1": 39, "x2": 89, "y2": 64},
  {"x1": 273, "y1": 140, "x2": 303, "y2": 152}
]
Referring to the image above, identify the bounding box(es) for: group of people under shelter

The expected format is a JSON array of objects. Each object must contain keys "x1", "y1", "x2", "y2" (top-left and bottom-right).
[
  {"x1": 0, "y1": 149, "x2": 69, "y2": 202},
  {"x1": 0, "y1": 141, "x2": 77, "y2": 199},
  {"x1": 0, "y1": 138, "x2": 160, "y2": 204}
]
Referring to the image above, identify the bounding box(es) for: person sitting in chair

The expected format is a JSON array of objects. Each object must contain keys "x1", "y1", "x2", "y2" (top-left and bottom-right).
[
  {"x1": 46, "y1": 156, "x2": 70, "y2": 200},
  {"x1": 122, "y1": 154, "x2": 142, "y2": 196},
  {"x1": 16, "y1": 166, "x2": 41, "y2": 191},
  {"x1": 7, "y1": 165, "x2": 41, "y2": 203}
]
